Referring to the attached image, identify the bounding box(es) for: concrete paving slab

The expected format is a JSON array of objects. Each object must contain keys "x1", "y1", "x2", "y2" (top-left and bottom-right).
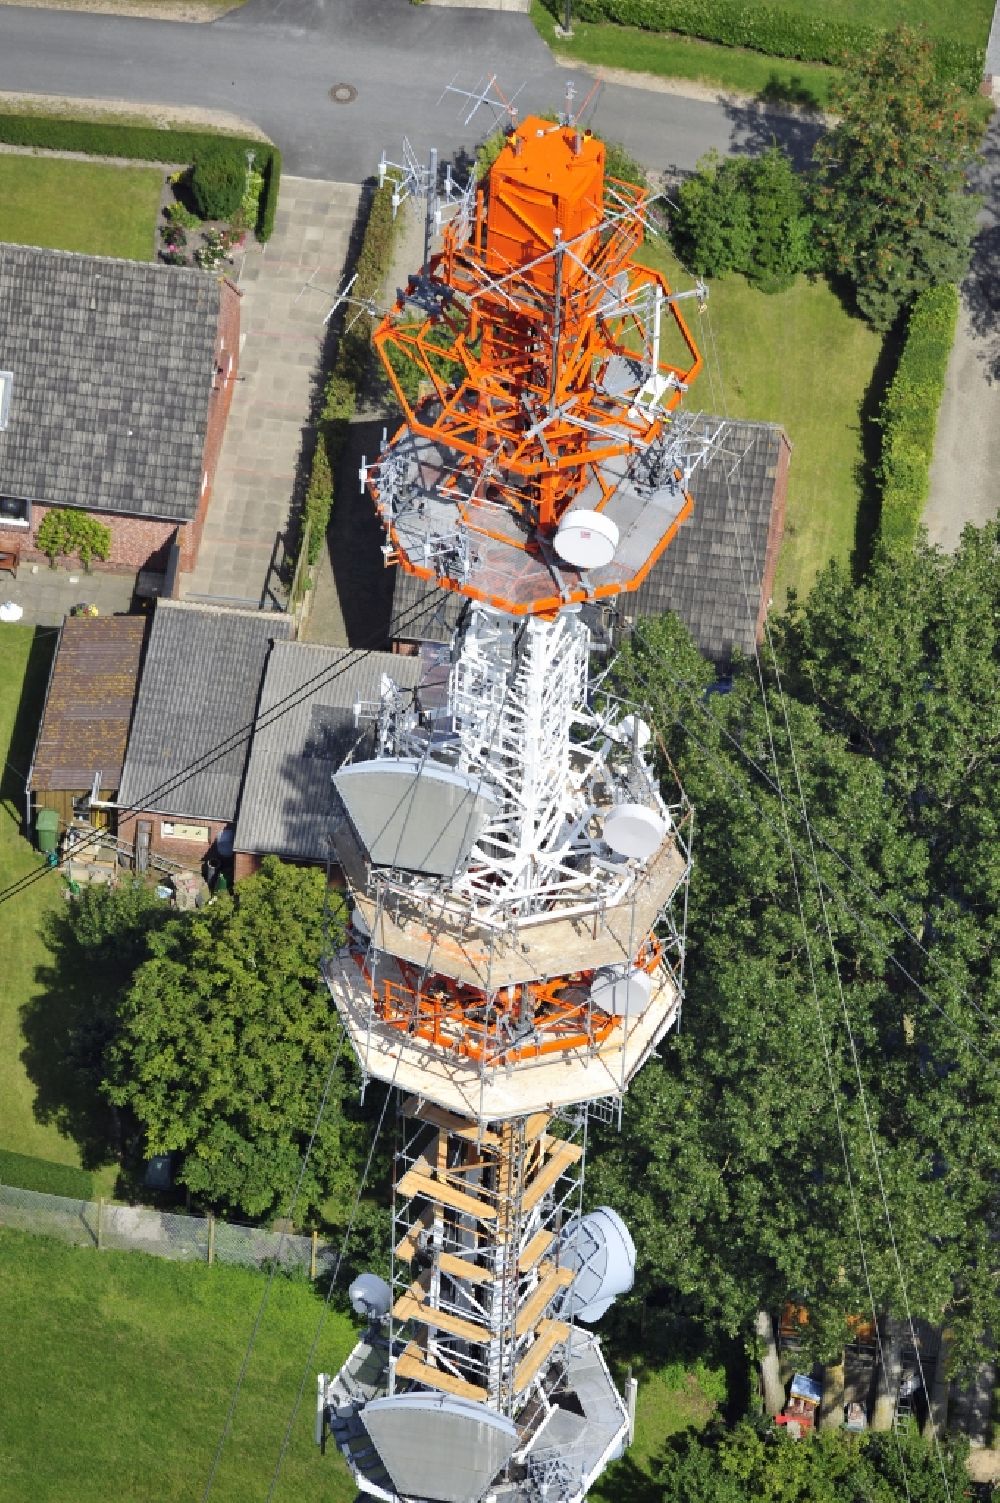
[
  {"x1": 0, "y1": 563, "x2": 144, "y2": 627},
  {"x1": 180, "y1": 175, "x2": 363, "y2": 607}
]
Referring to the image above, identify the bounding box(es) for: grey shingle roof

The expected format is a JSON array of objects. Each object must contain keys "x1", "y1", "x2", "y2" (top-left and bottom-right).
[
  {"x1": 389, "y1": 418, "x2": 788, "y2": 665},
  {"x1": 117, "y1": 601, "x2": 293, "y2": 823},
  {"x1": 0, "y1": 243, "x2": 221, "y2": 522},
  {"x1": 234, "y1": 641, "x2": 422, "y2": 862},
  {"x1": 631, "y1": 419, "x2": 789, "y2": 663}
]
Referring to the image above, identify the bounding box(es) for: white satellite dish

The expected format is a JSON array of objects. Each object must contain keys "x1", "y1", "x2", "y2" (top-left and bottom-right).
[
  {"x1": 590, "y1": 966, "x2": 653, "y2": 1018},
  {"x1": 603, "y1": 803, "x2": 667, "y2": 860},
  {"x1": 617, "y1": 713, "x2": 651, "y2": 750},
  {"x1": 351, "y1": 906, "x2": 371, "y2": 938},
  {"x1": 553, "y1": 509, "x2": 619, "y2": 570}
]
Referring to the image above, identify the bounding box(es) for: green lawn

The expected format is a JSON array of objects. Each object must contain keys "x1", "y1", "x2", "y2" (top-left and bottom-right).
[
  {"x1": 532, "y1": 3, "x2": 838, "y2": 110},
  {"x1": 0, "y1": 1228, "x2": 358, "y2": 1503},
  {"x1": 639, "y1": 242, "x2": 884, "y2": 603},
  {"x1": 0, "y1": 626, "x2": 118, "y2": 1198},
  {"x1": 0, "y1": 156, "x2": 163, "y2": 260},
  {"x1": 0, "y1": 1224, "x2": 723, "y2": 1503},
  {"x1": 534, "y1": 0, "x2": 993, "y2": 106}
]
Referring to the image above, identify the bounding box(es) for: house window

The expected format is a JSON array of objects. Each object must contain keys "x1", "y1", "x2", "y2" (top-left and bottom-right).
[
  {"x1": 0, "y1": 496, "x2": 30, "y2": 528},
  {"x1": 161, "y1": 820, "x2": 210, "y2": 843}
]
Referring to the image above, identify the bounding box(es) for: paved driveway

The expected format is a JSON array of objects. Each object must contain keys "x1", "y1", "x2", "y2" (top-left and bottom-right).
[
  {"x1": 181, "y1": 176, "x2": 362, "y2": 606},
  {"x1": 0, "y1": 1, "x2": 821, "y2": 182},
  {"x1": 922, "y1": 117, "x2": 1000, "y2": 550}
]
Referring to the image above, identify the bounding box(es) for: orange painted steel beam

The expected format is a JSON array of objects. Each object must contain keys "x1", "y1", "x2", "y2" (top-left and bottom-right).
[{"x1": 368, "y1": 117, "x2": 704, "y2": 618}]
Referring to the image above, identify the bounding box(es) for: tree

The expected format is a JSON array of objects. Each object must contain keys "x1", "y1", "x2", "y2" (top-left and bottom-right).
[
  {"x1": 103, "y1": 857, "x2": 362, "y2": 1222},
  {"x1": 670, "y1": 147, "x2": 816, "y2": 292},
  {"x1": 588, "y1": 529, "x2": 1000, "y2": 1366},
  {"x1": 811, "y1": 27, "x2": 980, "y2": 330},
  {"x1": 651, "y1": 1420, "x2": 968, "y2": 1503}
]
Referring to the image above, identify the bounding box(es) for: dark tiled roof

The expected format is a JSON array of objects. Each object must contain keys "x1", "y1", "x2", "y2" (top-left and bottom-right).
[
  {"x1": 390, "y1": 418, "x2": 788, "y2": 664},
  {"x1": 0, "y1": 243, "x2": 221, "y2": 522},
  {"x1": 631, "y1": 420, "x2": 788, "y2": 662},
  {"x1": 234, "y1": 641, "x2": 422, "y2": 862},
  {"x1": 117, "y1": 601, "x2": 293, "y2": 823},
  {"x1": 30, "y1": 615, "x2": 146, "y2": 792}
]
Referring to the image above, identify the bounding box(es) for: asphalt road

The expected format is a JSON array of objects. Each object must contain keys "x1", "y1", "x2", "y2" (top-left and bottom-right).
[{"x1": 0, "y1": 0, "x2": 823, "y2": 181}]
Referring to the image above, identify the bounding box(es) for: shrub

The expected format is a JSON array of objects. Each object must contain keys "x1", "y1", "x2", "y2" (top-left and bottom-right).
[
  {"x1": 0, "y1": 114, "x2": 282, "y2": 241},
  {"x1": 671, "y1": 146, "x2": 815, "y2": 291},
  {"x1": 36, "y1": 509, "x2": 112, "y2": 570},
  {"x1": 302, "y1": 433, "x2": 334, "y2": 567},
  {"x1": 877, "y1": 284, "x2": 958, "y2": 550},
  {"x1": 191, "y1": 147, "x2": 246, "y2": 222},
  {"x1": 539, "y1": 0, "x2": 984, "y2": 91},
  {"x1": 165, "y1": 199, "x2": 199, "y2": 231}
]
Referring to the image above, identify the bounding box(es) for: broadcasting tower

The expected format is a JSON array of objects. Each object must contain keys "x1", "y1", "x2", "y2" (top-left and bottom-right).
[{"x1": 318, "y1": 112, "x2": 710, "y2": 1503}]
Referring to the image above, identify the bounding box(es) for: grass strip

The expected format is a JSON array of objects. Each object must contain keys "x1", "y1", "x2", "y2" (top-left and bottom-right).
[{"x1": 532, "y1": 2, "x2": 837, "y2": 109}]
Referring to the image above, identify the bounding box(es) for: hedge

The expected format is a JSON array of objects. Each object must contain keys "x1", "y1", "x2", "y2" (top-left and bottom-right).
[
  {"x1": 541, "y1": 0, "x2": 984, "y2": 91},
  {"x1": 290, "y1": 175, "x2": 406, "y2": 602},
  {"x1": 877, "y1": 284, "x2": 958, "y2": 551},
  {"x1": 0, "y1": 114, "x2": 282, "y2": 242}
]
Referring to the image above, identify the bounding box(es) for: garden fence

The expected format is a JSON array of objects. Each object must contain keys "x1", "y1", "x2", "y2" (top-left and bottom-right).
[{"x1": 0, "y1": 1181, "x2": 338, "y2": 1277}]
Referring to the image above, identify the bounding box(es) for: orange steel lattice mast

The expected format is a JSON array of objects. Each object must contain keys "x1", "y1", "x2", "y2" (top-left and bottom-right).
[
  {"x1": 364, "y1": 119, "x2": 714, "y2": 617},
  {"x1": 319, "y1": 115, "x2": 716, "y2": 1503}
]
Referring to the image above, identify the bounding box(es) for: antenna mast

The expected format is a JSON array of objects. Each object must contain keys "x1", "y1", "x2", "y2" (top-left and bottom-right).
[{"x1": 319, "y1": 111, "x2": 714, "y2": 1503}]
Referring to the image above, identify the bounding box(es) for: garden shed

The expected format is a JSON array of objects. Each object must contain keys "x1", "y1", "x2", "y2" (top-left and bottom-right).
[{"x1": 27, "y1": 613, "x2": 147, "y2": 834}]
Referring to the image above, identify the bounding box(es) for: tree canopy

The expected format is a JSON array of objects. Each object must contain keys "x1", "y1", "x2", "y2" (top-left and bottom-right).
[
  {"x1": 650, "y1": 1420, "x2": 967, "y2": 1503},
  {"x1": 811, "y1": 26, "x2": 981, "y2": 329},
  {"x1": 589, "y1": 527, "x2": 1000, "y2": 1366},
  {"x1": 670, "y1": 146, "x2": 816, "y2": 293},
  {"x1": 103, "y1": 857, "x2": 363, "y2": 1223}
]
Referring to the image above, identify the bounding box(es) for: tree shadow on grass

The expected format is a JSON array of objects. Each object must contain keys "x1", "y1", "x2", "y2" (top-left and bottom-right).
[
  {"x1": 20, "y1": 909, "x2": 124, "y2": 1175},
  {"x1": 20, "y1": 887, "x2": 172, "y2": 1181}
]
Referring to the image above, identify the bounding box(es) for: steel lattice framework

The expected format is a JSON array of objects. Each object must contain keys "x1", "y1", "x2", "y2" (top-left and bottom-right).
[{"x1": 319, "y1": 114, "x2": 713, "y2": 1503}]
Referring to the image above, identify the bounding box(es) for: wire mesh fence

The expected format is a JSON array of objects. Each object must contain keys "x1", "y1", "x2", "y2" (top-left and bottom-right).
[{"x1": 0, "y1": 1181, "x2": 334, "y2": 1276}]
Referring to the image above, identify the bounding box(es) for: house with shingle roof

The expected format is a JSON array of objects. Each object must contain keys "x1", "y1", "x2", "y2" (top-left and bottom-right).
[
  {"x1": 389, "y1": 418, "x2": 790, "y2": 666},
  {"x1": 0, "y1": 244, "x2": 240, "y2": 584}
]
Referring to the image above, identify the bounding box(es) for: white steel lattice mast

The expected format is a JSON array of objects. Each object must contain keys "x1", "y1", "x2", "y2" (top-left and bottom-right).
[{"x1": 318, "y1": 111, "x2": 714, "y2": 1503}]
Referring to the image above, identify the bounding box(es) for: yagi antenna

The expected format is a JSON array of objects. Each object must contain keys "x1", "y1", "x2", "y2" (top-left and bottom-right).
[
  {"x1": 438, "y1": 72, "x2": 525, "y2": 129},
  {"x1": 379, "y1": 138, "x2": 475, "y2": 271}
]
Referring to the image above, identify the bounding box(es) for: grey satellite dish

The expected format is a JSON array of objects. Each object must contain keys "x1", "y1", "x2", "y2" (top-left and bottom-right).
[
  {"x1": 334, "y1": 758, "x2": 497, "y2": 878},
  {"x1": 349, "y1": 1272, "x2": 392, "y2": 1322},
  {"x1": 590, "y1": 965, "x2": 653, "y2": 1018},
  {"x1": 559, "y1": 1206, "x2": 636, "y2": 1324},
  {"x1": 361, "y1": 1393, "x2": 518, "y2": 1503}
]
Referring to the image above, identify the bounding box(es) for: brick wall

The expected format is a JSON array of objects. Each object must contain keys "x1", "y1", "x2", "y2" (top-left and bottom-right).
[
  {"x1": 233, "y1": 851, "x2": 262, "y2": 882},
  {"x1": 0, "y1": 504, "x2": 179, "y2": 574},
  {"x1": 118, "y1": 809, "x2": 231, "y2": 872},
  {"x1": 178, "y1": 278, "x2": 243, "y2": 573}
]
